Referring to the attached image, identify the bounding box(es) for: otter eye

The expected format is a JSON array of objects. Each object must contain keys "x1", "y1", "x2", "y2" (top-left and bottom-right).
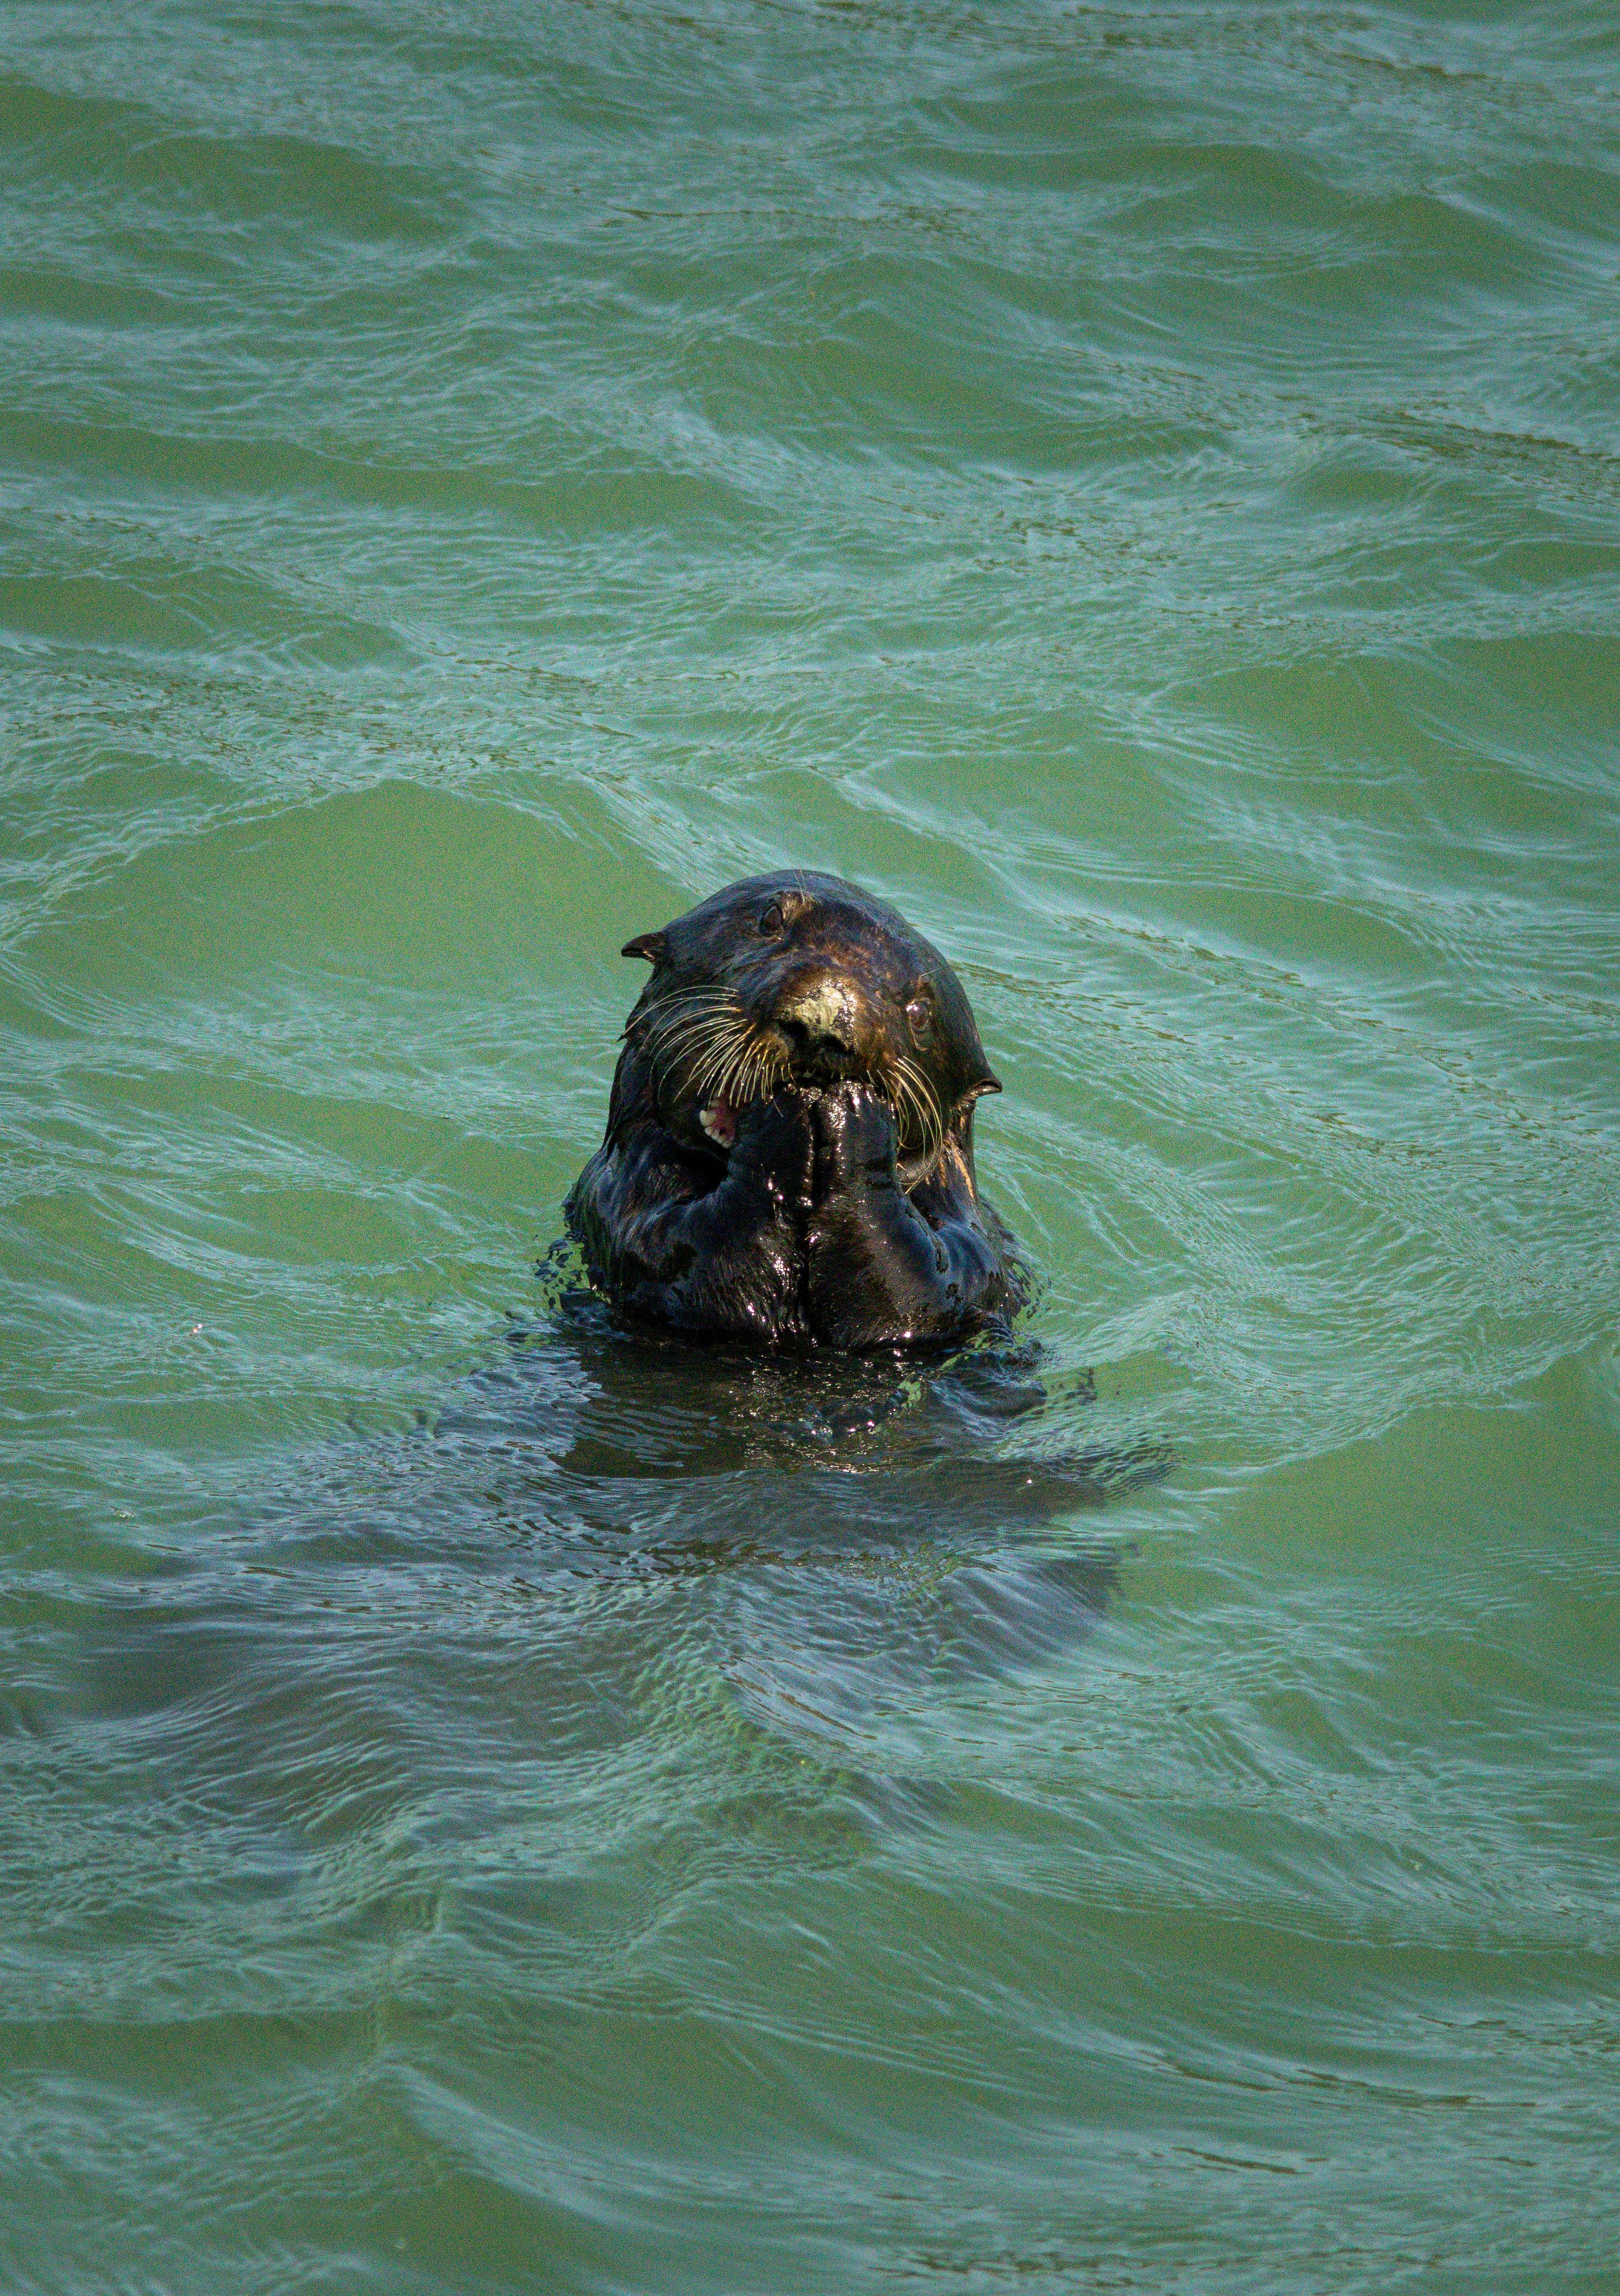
[
  {"x1": 758, "y1": 901, "x2": 785, "y2": 937},
  {"x1": 906, "y1": 995, "x2": 935, "y2": 1046}
]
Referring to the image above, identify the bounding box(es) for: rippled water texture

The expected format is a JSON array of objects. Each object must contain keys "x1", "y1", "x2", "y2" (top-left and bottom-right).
[{"x1": 3, "y1": 3, "x2": 1618, "y2": 2289}]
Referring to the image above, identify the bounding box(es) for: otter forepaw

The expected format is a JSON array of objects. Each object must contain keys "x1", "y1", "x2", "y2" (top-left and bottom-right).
[
  {"x1": 811, "y1": 1081, "x2": 899, "y2": 1194},
  {"x1": 730, "y1": 1087, "x2": 817, "y2": 1202}
]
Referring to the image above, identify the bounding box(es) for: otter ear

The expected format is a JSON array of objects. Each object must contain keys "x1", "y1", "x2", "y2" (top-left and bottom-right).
[{"x1": 620, "y1": 930, "x2": 669, "y2": 965}]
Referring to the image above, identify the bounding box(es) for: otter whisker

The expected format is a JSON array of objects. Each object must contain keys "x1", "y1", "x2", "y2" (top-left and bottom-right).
[
  {"x1": 642, "y1": 1032, "x2": 737, "y2": 1083},
  {"x1": 708, "y1": 1050, "x2": 743, "y2": 1112},
  {"x1": 751, "y1": 1028, "x2": 785, "y2": 1100},
  {"x1": 644, "y1": 993, "x2": 747, "y2": 1075},
  {"x1": 647, "y1": 985, "x2": 735, "y2": 1008},
  {"x1": 642, "y1": 1005, "x2": 734, "y2": 1051},
  {"x1": 629, "y1": 987, "x2": 735, "y2": 1046},
  {"x1": 658, "y1": 1038, "x2": 732, "y2": 1096},
  {"x1": 919, "y1": 1083, "x2": 947, "y2": 1164},
  {"x1": 647, "y1": 997, "x2": 731, "y2": 1031},
  {"x1": 892, "y1": 1070, "x2": 926, "y2": 1154},
  {"x1": 714, "y1": 1031, "x2": 759, "y2": 1110},
  {"x1": 693, "y1": 1042, "x2": 730, "y2": 1102},
  {"x1": 652, "y1": 1015, "x2": 739, "y2": 1062},
  {"x1": 742, "y1": 1038, "x2": 783, "y2": 1105},
  {"x1": 690, "y1": 1020, "x2": 752, "y2": 1105},
  {"x1": 889, "y1": 1054, "x2": 944, "y2": 1165},
  {"x1": 686, "y1": 1036, "x2": 736, "y2": 1102}
]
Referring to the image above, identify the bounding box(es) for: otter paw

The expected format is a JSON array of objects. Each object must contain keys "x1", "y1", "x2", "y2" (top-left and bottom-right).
[
  {"x1": 730, "y1": 1087, "x2": 817, "y2": 1201},
  {"x1": 812, "y1": 1081, "x2": 899, "y2": 1192}
]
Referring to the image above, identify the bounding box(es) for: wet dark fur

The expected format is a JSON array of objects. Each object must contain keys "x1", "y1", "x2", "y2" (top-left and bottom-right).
[{"x1": 566, "y1": 872, "x2": 1026, "y2": 1349}]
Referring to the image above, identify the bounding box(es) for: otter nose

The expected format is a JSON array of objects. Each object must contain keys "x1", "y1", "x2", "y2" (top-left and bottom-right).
[
  {"x1": 777, "y1": 978, "x2": 861, "y2": 1065},
  {"x1": 779, "y1": 1014, "x2": 847, "y2": 1061}
]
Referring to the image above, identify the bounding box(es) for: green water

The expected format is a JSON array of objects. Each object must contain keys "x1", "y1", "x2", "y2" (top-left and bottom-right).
[{"x1": 3, "y1": 2, "x2": 1618, "y2": 2288}]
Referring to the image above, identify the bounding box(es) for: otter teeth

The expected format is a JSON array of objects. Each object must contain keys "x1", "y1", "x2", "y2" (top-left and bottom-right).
[{"x1": 699, "y1": 1099, "x2": 738, "y2": 1148}]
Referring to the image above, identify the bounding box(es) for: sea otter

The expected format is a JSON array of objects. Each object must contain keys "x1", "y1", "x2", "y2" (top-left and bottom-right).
[{"x1": 566, "y1": 872, "x2": 1024, "y2": 1350}]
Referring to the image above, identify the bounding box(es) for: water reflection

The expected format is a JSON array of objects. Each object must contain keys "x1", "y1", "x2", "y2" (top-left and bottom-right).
[
  {"x1": 85, "y1": 1291, "x2": 1161, "y2": 1863},
  {"x1": 423, "y1": 1282, "x2": 1164, "y2": 1715}
]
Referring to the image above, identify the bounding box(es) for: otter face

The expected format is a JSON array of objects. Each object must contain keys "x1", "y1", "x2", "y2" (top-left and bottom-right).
[{"x1": 619, "y1": 872, "x2": 1000, "y2": 1181}]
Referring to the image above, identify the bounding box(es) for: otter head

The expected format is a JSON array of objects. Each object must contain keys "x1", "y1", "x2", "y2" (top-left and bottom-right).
[{"x1": 616, "y1": 872, "x2": 1001, "y2": 1186}]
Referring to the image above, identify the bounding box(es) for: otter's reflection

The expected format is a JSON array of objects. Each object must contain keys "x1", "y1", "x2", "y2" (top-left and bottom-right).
[
  {"x1": 74, "y1": 1294, "x2": 1165, "y2": 1881},
  {"x1": 419, "y1": 1289, "x2": 1163, "y2": 1734}
]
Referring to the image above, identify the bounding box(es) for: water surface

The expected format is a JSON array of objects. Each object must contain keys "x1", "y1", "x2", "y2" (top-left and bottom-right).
[{"x1": 2, "y1": 3, "x2": 1617, "y2": 2290}]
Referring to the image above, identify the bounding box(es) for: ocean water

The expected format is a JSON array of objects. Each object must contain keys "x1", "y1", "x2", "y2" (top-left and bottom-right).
[{"x1": 2, "y1": 2, "x2": 1617, "y2": 2289}]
